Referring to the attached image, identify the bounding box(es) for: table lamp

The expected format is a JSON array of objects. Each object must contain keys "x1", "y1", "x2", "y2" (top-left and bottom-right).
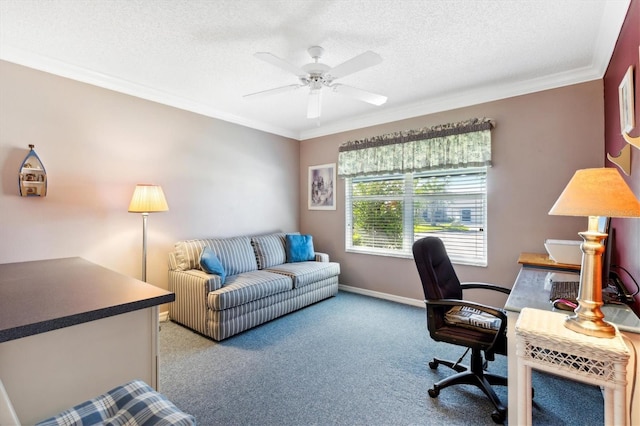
[
  {"x1": 128, "y1": 184, "x2": 169, "y2": 282},
  {"x1": 549, "y1": 168, "x2": 640, "y2": 338}
]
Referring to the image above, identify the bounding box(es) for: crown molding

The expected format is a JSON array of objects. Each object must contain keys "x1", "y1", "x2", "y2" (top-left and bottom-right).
[
  {"x1": 0, "y1": 45, "x2": 608, "y2": 142},
  {"x1": 298, "y1": 65, "x2": 603, "y2": 140},
  {"x1": 0, "y1": 46, "x2": 299, "y2": 140},
  {"x1": 298, "y1": 1, "x2": 631, "y2": 141},
  {"x1": 2, "y1": 0, "x2": 628, "y2": 145}
]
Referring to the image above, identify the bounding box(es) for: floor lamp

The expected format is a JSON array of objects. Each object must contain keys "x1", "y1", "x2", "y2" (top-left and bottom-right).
[
  {"x1": 128, "y1": 184, "x2": 169, "y2": 282},
  {"x1": 549, "y1": 168, "x2": 640, "y2": 338}
]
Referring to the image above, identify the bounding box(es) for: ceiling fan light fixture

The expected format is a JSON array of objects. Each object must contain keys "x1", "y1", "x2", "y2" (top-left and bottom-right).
[
  {"x1": 246, "y1": 45, "x2": 386, "y2": 119},
  {"x1": 307, "y1": 89, "x2": 322, "y2": 119},
  {"x1": 307, "y1": 46, "x2": 324, "y2": 60},
  {"x1": 302, "y1": 62, "x2": 331, "y2": 74}
]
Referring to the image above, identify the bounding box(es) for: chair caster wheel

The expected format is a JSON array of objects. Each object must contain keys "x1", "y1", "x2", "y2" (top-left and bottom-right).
[
  {"x1": 428, "y1": 360, "x2": 438, "y2": 369},
  {"x1": 491, "y1": 409, "x2": 506, "y2": 424},
  {"x1": 428, "y1": 387, "x2": 439, "y2": 398}
]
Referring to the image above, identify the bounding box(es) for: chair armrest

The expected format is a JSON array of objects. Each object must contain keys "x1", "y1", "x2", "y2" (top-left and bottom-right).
[{"x1": 460, "y1": 282, "x2": 511, "y2": 295}]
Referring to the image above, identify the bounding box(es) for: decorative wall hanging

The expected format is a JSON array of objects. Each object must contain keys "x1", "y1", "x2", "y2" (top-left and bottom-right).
[
  {"x1": 19, "y1": 145, "x2": 47, "y2": 197},
  {"x1": 618, "y1": 65, "x2": 635, "y2": 134},
  {"x1": 607, "y1": 145, "x2": 631, "y2": 176},
  {"x1": 620, "y1": 47, "x2": 640, "y2": 150},
  {"x1": 608, "y1": 64, "x2": 637, "y2": 175},
  {"x1": 308, "y1": 163, "x2": 336, "y2": 210}
]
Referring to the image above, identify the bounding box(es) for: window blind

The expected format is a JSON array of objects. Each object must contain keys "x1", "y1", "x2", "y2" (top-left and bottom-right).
[{"x1": 346, "y1": 168, "x2": 487, "y2": 266}]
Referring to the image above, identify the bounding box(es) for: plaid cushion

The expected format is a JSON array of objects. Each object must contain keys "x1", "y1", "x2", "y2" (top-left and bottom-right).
[
  {"x1": 251, "y1": 233, "x2": 287, "y2": 269},
  {"x1": 35, "y1": 380, "x2": 195, "y2": 426}
]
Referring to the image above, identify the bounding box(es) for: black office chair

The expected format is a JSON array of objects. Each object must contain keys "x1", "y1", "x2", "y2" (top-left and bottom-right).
[{"x1": 413, "y1": 236, "x2": 510, "y2": 424}]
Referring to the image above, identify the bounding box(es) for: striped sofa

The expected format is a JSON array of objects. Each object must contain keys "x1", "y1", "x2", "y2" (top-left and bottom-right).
[{"x1": 168, "y1": 233, "x2": 340, "y2": 341}]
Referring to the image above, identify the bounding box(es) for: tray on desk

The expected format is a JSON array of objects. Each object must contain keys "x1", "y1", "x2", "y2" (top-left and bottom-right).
[{"x1": 518, "y1": 252, "x2": 580, "y2": 271}]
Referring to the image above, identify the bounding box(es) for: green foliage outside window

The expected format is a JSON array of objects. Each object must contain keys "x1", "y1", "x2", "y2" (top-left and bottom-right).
[
  {"x1": 352, "y1": 179, "x2": 403, "y2": 249},
  {"x1": 351, "y1": 175, "x2": 473, "y2": 250}
]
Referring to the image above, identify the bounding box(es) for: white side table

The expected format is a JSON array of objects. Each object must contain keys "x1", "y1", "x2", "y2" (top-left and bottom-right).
[{"x1": 515, "y1": 308, "x2": 630, "y2": 425}]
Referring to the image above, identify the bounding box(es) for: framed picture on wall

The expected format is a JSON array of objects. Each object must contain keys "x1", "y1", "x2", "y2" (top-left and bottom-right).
[
  {"x1": 308, "y1": 163, "x2": 336, "y2": 210},
  {"x1": 618, "y1": 65, "x2": 635, "y2": 134}
]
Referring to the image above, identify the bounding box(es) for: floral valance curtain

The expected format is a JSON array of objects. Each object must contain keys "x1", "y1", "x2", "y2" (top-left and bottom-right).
[{"x1": 337, "y1": 118, "x2": 493, "y2": 178}]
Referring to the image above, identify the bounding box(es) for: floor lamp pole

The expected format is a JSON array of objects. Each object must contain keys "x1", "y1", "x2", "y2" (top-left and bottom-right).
[{"x1": 141, "y1": 212, "x2": 149, "y2": 282}]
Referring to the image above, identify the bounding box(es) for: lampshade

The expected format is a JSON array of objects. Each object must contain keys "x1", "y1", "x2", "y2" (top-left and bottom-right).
[
  {"x1": 128, "y1": 184, "x2": 169, "y2": 213},
  {"x1": 549, "y1": 168, "x2": 640, "y2": 218}
]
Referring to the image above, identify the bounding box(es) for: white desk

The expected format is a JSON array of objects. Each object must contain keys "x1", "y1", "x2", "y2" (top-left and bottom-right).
[
  {"x1": 0, "y1": 257, "x2": 174, "y2": 425},
  {"x1": 505, "y1": 267, "x2": 640, "y2": 425}
]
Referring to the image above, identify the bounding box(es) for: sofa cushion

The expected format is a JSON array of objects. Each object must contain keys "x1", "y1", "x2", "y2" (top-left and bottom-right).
[
  {"x1": 207, "y1": 270, "x2": 293, "y2": 310},
  {"x1": 200, "y1": 247, "x2": 226, "y2": 284},
  {"x1": 266, "y1": 261, "x2": 340, "y2": 289},
  {"x1": 251, "y1": 233, "x2": 287, "y2": 269},
  {"x1": 285, "y1": 234, "x2": 315, "y2": 263},
  {"x1": 175, "y1": 236, "x2": 257, "y2": 275}
]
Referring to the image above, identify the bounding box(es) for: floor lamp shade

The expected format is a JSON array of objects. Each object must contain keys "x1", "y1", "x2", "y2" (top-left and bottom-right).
[
  {"x1": 128, "y1": 184, "x2": 169, "y2": 213},
  {"x1": 129, "y1": 184, "x2": 169, "y2": 282},
  {"x1": 549, "y1": 168, "x2": 640, "y2": 337}
]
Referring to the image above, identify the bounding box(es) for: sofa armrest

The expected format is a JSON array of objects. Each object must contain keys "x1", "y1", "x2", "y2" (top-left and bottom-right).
[
  {"x1": 168, "y1": 269, "x2": 222, "y2": 335},
  {"x1": 180, "y1": 269, "x2": 223, "y2": 293},
  {"x1": 314, "y1": 252, "x2": 330, "y2": 262}
]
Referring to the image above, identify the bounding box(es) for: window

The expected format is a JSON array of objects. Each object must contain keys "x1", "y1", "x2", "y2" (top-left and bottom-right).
[
  {"x1": 338, "y1": 118, "x2": 493, "y2": 265},
  {"x1": 345, "y1": 167, "x2": 487, "y2": 266}
]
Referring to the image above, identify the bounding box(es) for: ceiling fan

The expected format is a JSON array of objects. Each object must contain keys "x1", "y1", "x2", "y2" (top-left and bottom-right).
[{"x1": 243, "y1": 46, "x2": 387, "y2": 119}]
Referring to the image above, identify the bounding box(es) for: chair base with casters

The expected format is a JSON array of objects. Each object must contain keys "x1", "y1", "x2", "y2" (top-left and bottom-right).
[{"x1": 428, "y1": 347, "x2": 507, "y2": 424}]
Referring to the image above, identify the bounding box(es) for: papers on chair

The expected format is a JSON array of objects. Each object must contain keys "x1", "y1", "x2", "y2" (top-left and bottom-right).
[{"x1": 445, "y1": 305, "x2": 501, "y2": 332}]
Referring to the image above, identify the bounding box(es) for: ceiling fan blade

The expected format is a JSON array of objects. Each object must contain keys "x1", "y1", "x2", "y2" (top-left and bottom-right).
[
  {"x1": 327, "y1": 51, "x2": 383, "y2": 80},
  {"x1": 254, "y1": 52, "x2": 307, "y2": 77},
  {"x1": 332, "y1": 84, "x2": 387, "y2": 106},
  {"x1": 307, "y1": 89, "x2": 322, "y2": 119},
  {"x1": 243, "y1": 84, "x2": 302, "y2": 99}
]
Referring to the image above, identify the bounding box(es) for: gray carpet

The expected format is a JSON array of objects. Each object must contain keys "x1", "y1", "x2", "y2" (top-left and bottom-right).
[{"x1": 159, "y1": 291, "x2": 603, "y2": 425}]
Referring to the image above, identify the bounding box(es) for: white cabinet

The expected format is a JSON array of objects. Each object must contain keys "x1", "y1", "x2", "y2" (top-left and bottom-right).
[{"x1": 0, "y1": 257, "x2": 174, "y2": 425}]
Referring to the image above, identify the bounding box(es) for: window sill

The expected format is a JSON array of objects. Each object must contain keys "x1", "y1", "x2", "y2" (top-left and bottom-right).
[{"x1": 346, "y1": 246, "x2": 487, "y2": 267}]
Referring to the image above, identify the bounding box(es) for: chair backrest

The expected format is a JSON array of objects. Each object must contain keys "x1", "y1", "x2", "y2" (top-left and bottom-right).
[{"x1": 412, "y1": 237, "x2": 463, "y2": 301}]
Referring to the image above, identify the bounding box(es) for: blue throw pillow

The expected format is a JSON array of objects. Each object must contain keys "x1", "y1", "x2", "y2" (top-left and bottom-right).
[
  {"x1": 286, "y1": 234, "x2": 315, "y2": 263},
  {"x1": 200, "y1": 246, "x2": 226, "y2": 284}
]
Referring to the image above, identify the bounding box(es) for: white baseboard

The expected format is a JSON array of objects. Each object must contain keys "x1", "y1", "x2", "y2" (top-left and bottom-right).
[
  {"x1": 338, "y1": 284, "x2": 424, "y2": 308},
  {"x1": 159, "y1": 311, "x2": 170, "y2": 322}
]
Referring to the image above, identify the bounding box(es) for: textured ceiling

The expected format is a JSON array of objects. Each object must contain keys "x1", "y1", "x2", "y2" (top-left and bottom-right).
[{"x1": 0, "y1": 0, "x2": 631, "y2": 140}]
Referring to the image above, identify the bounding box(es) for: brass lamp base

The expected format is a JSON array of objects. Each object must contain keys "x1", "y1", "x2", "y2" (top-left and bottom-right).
[
  {"x1": 563, "y1": 220, "x2": 616, "y2": 339},
  {"x1": 565, "y1": 314, "x2": 615, "y2": 338}
]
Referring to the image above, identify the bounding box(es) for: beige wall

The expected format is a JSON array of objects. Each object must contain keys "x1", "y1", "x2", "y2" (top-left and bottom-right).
[
  {"x1": 0, "y1": 60, "x2": 300, "y2": 293},
  {"x1": 300, "y1": 81, "x2": 605, "y2": 305},
  {"x1": 0, "y1": 59, "x2": 609, "y2": 309}
]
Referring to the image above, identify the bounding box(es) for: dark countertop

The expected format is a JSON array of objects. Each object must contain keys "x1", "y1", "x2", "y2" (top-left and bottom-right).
[
  {"x1": 506, "y1": 266, "x2": 640, "y2": 334},
  {"x1": 0, "y1": 257, "x2": 175, "y2": 343}
]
